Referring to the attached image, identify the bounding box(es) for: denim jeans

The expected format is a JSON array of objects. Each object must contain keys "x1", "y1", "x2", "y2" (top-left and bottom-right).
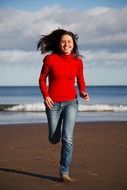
[{"x1": 46, "y1": 99, "x2": 78, "y2": 175}]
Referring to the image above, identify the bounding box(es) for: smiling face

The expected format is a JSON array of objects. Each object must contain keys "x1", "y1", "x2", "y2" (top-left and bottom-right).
[{"x1": 59, "y1": 34, "x2": 74, "y2": 55}]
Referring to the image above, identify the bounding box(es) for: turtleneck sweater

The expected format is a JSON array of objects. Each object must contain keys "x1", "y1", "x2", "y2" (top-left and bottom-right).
[{"x1": 39, "y1": 53, "x2": 86, "y2": 102}]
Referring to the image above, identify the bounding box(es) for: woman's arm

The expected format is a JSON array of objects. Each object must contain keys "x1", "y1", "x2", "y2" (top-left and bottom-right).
[
  {"x1": 39, "y1": 56, "x2": 50, "y2": 98},
  {"x1": 39, "y1": 55, "x2": 54, "y2": 109},
  {"x1": 77, "y1": 59, "x2": 90, "y2": 102}
]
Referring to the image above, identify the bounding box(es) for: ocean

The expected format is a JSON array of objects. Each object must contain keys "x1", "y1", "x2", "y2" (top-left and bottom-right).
[{"x1": 0, "y1": 86, "x2": 127, "y2": 125}]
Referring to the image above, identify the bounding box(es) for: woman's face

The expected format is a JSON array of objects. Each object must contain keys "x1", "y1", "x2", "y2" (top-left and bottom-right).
[{"x1": 59, "y1": 34, "x2": 74, "y2": 55}]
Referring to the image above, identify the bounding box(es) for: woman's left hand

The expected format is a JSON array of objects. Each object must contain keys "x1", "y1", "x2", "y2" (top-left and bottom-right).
[{"x1": 80, "y1": 91, "x2": 90, "y2": 102}]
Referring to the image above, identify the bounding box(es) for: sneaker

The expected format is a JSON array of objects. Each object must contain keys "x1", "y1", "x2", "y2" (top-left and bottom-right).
[{"x1": 60, "y1": 173, "x2": 71, "y2": 182}]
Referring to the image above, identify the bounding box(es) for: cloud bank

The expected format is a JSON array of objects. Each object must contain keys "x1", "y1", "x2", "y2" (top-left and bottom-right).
[
  {"x1": 0, "y1": 6, "x2": 127, "y2": 51},
  {"x1": 0, "y1": 5, "x2": 127, "y2": 68}
]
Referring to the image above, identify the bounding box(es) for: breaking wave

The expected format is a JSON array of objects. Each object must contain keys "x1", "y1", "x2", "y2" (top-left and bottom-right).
[{"x1": 2, "y1": 103, "x2": 127, "y2": 112}]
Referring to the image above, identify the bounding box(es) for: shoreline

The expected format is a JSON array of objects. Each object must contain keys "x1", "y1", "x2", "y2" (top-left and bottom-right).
[
  {"x1": 0, "y1": 121, "x2": 127, "y2": 190},
  {"x1": 0, "y1": 120, "x2": 127, "y2": 127}
]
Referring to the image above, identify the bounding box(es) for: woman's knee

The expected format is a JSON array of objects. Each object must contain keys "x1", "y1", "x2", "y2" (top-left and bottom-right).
[
  {"x1": 48, "y1": 136, "x2": 60, "y2": 144},
  {"x1": 61, "y1": 138, "x2": 73, "y2": 146}
]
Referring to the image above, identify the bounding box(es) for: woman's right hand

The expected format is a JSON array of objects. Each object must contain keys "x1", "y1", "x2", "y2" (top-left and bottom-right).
[{"x1": 44, "y1": 96, "x2": 54, "y2": 109}]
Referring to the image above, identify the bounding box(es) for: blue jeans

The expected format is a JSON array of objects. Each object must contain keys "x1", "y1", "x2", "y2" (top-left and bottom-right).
[{"x1": 46, "y1": 99, "x2": 78, "y2": 175}]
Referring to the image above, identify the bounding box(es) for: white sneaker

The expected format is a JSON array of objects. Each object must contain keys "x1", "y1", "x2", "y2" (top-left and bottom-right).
[{"x1": 60, "y1": 173, "x2": 71, "y2": 182}]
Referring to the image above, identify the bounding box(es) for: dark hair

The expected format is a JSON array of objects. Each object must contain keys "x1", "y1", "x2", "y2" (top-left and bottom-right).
[{"x1": 37, "y1": 28, "x2": 80, "y2": 57}]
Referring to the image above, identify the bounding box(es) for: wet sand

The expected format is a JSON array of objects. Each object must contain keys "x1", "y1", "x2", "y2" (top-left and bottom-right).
[{"x1": 0, "y1": 122, "x2": 127, "y2": 190}]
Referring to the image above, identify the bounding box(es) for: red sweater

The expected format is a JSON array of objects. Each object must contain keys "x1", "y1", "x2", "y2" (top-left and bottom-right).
[{"x1": 39, "y1": 53, "x2": 86, "y2": 102}]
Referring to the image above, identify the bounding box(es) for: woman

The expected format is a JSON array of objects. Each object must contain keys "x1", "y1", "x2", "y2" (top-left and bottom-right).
[{"x1": 37, "y1": 29, "x2": 89, "y2": 182}]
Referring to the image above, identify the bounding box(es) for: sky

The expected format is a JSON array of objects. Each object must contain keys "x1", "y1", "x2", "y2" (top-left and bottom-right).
[{"x1": 0, "y1": 0, "x2": 127, "y2": 86}]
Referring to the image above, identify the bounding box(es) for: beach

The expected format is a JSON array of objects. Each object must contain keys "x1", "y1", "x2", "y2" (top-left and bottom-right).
[{"x1": 0, "y1": 122, "x2": 127, "y2": 190}]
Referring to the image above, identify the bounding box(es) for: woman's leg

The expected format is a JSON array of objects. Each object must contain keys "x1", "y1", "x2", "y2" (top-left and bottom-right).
[
  {"x1": 59, "y1": 100, "x2": 78, "y2": 175},
  {"x1": 46, "y1": 103, "x2": 63, "y2": 144}
]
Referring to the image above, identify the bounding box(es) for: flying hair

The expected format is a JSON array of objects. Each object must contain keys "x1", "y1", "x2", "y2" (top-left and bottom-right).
[{"x1": 37, "y1": 28, "x2": 80, "y2": 57}]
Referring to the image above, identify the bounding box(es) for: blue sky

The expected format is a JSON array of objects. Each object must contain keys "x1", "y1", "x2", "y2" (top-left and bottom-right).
[
  {"x1": 1, "y1": 0, "x2": 127, "y2": 10},
  {"x1": 0, "y1": 0, "x2": 127, "y2": 86}
]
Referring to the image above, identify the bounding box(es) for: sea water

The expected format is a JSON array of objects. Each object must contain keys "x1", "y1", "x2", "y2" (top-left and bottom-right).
[{"x1": 0, "y1": 86, "x2": 127, "y2": 124}]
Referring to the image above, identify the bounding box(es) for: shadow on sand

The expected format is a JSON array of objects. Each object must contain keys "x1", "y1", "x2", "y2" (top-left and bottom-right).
[{"x1": 0, "y1": 167, "x2": 60, "y2": 182}]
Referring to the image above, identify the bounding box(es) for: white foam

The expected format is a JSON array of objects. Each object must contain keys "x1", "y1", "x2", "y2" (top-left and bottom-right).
[
  {"x1": 79, "y1": 104, "x2": 127, "y2": 112},
  {"x1": 6, "y1": 103, "x2": 45, "y2": 112},
  {"x1": 5, "y1": 103, "x2": 127, "y2": 112}
]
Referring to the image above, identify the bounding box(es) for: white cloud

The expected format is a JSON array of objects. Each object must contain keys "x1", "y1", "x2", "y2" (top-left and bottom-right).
[
  {"x1": 0, "y1": 49, "x2": 126, "y2": 70},
  {"x1": 0, "y1": 50, "x2": 42, "y2": 65},
  {"x1": 84, "y1": 50, "x2": 127, "y2": 67},
  {"x1": 86, "y1": 6, "x2": 111, "y2": 16},
  {"x1": 0, "y1": 5, "x2": 127, "y2": 68},
  {"x1": 0, "y1": 5, "x2": 127, "y2": 86},
  {"x1": 0, "y1": 6, "x2": 127, "y2": 51}
]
